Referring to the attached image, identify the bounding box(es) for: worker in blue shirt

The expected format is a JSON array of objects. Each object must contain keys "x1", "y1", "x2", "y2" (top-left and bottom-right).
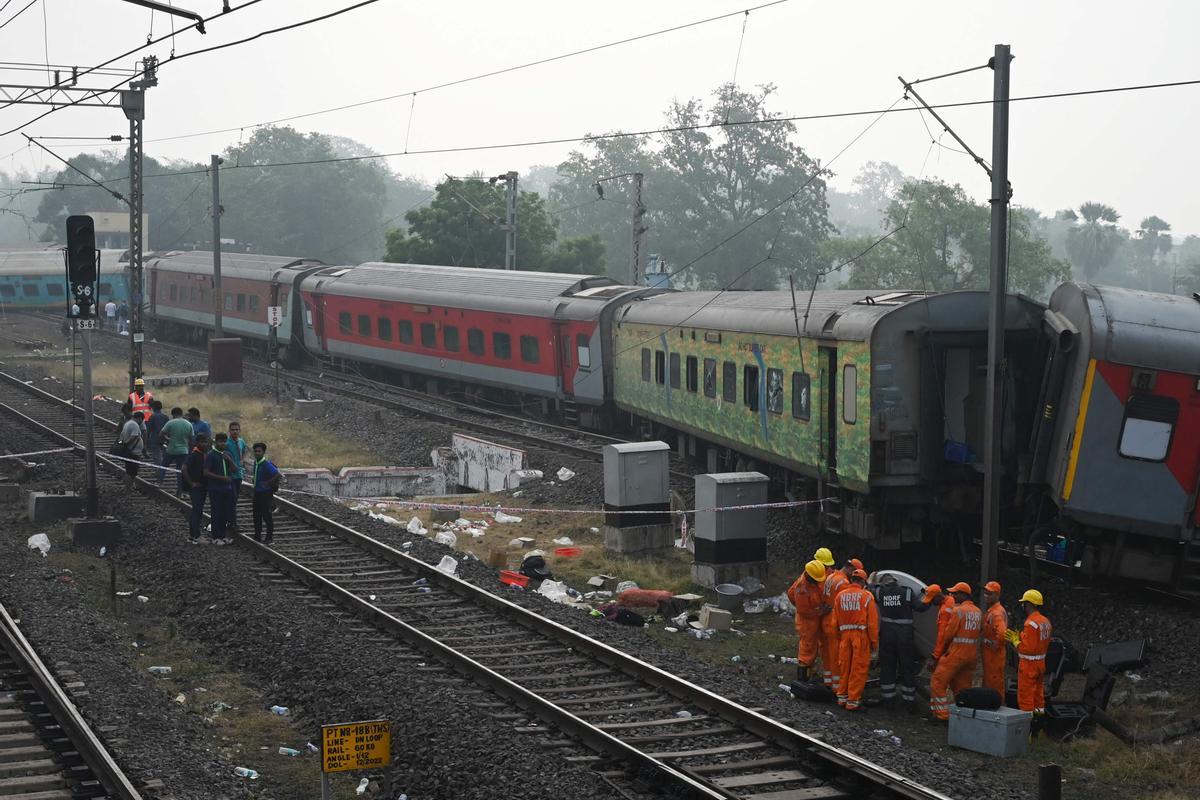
[
  {"x1": 204, "y1": 432, "x2": 238, "y2": 545},
  {"x1": 251, "y1": 442, "x2": 281, "y2": 544},
  {"x1": 187, "y1": 407, "x2": 212, "y2": 446}
]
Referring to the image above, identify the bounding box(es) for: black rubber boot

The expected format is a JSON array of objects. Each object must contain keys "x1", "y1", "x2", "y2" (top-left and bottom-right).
[{"x1": 796, "y1": 665, "x2": 810, "y2": 683}]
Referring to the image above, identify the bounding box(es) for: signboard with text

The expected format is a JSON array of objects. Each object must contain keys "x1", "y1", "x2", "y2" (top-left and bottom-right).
[
  {"x1": 267, "y1": 306, "x2": 283, "y2": 328},
  {"x1": 321, "y1": 720, "x2": 391, "y2": 774}
]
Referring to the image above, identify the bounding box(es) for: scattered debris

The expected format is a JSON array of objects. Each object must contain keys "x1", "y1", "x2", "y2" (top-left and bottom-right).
[
  {"x1": 148, "y1": 666, "x2": 172, "y2": 675},
  {"x1": 556, "y1": 467, "x2": 576, "y2": 482},
  {"x1": 433, "y1": 531, "x2": 457, "y2": 547},
  {"x1": 537, "y1": 579, "x2": 573, "y2": 604},
  {"x1": 356, "y1": 778, "x2": 370, "y2": 796},
  {"x1": 674, "y1": 709, "x2": 693, "y2": 718},
  {"x1": 233, "y1": 767, "x2": 259, "y2": 779},
  {"x1": 737, "y1": 576, "x2": 766, "y2": 595},
  {"x1": 552, "y1": 536, "x2": 573, "y2": 546},
  {"x1": 435, "y1": 556, "x2": 458, "y2": 576},
  {"x1": 615, "y1": 580, "x2": 639, "y2": 594},
  {"x1": 494, "y1": 510, "x2": 523, "y2": 524},
  {"x1": 26, "y1": 533, "x2": 50, "y2": 556},
  {"x1": 278, "y1": 747, "x2": 301, "y2": 757},
  {"x1": 137, "y1": 595, "x2": 149, "y2": 603},
  {"x1": 269, "y1": 705, "x2": 290, "y2": 716},
  {"x1": 174, "y1": 693, "x2": 186, "y2": 704},
  {"x1": 406, "y1": 516, "x2": 427, "y2": 535}
]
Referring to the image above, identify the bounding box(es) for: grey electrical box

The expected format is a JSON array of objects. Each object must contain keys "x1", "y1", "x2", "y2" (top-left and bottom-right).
[
  {"x1": 694, "y1": 472, "x2": 767, "y2": 563},
  {"x1": 603, "y1": 442, "x2": 669, "y2": 508}
]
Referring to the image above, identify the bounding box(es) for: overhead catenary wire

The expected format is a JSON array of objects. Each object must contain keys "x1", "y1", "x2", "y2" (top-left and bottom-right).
[{"x1": 0, "y1": 0, "x2": 36, "y2": 31}]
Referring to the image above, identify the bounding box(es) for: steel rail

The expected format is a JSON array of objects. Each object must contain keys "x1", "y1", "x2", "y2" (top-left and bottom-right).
[{"x1": 0, "y1": 368, "x2": 951, "y2": 800}]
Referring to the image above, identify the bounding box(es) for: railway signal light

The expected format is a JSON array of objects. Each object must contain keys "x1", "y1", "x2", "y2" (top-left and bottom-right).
[{"x1": 64, "y1": 214, "x2": 99, "y2": 318}]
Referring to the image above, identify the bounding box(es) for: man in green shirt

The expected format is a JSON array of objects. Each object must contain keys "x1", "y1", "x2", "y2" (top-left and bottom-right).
[{"x1": 159, "y1": 407, "x2": 194, "y2": 496}]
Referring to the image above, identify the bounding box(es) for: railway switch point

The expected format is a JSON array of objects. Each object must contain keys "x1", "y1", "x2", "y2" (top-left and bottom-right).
[
  {"x1": 602, "y1": 442, "x2": 672, "y2": 555},
  {"x1": 293, "y1": 398, "x2": 325, "y2": 419},
  {"x1": 691, "y1": 472, "x2": 770, "y2": 588},
  {"x1": 27, "y1": 491, "x2": 83, "y2": 523},
  {"x1": 67, "y1": 516, "x2": 123, "y2": 550}
]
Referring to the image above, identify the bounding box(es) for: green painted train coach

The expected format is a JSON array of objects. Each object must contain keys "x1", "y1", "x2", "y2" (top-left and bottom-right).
[{"x1": 611, "y1": 288, "x2": 1046, "y2": 548}]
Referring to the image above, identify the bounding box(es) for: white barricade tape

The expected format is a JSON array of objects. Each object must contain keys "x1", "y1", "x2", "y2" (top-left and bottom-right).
[{"x1": 0, "y1": 446, "x2": 75, "y2": 461}]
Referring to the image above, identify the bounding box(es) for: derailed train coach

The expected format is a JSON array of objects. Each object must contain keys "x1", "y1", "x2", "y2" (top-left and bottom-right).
[
  {"x1": 609, "y1": 288, "x2": 1046, "y2": 549},
  {"x1": 1025, "y1": 283, "x2": 1200, "y2": 594}
]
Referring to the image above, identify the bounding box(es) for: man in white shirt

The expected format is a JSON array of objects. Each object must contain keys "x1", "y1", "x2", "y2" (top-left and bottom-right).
[{"x1": 104, "y1": 300, "x2": 117, "y2": 330}]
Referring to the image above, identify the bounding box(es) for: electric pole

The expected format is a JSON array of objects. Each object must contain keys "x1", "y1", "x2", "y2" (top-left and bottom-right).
[
  {"x1": 211, "y1": 155, "x2": 224, "y2": 338},
  {"x1": 632, "y1": 172, "x2": 646, "y2": 286},
  {"x1": 121, "y1": 56, "x2": 156, "y2": 392},
  {"x1": 981, "y1": 44, "x2": 1012, "y2": 587},
  {"x1": 501, "y1": 171, "x2": 518, "y2": 270}
]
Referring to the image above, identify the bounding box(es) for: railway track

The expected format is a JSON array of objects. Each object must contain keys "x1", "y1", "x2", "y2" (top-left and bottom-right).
[
  {"x1": 18, "y1": 313, "x2": 696, "y2": 481},
  {"x1": 0, "y1": 600, "x2": 143, "y2": 800},
  {"x1": 0, "y1": 368, "x2": 950, "y2": 800}
]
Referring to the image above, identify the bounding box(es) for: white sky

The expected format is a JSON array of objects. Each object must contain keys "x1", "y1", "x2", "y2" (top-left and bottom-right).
[{"x1": 2, "y1": 0, "x2": 1197, "y2": 236}]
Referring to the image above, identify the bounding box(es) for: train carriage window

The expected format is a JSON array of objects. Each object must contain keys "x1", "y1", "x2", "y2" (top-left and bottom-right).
[
  {"x1": 654, "y1": 350, "x2": 666, "y2": 385},
  {"x1": 0, "y1": 285, "x2": 13, "y2": 298},
  {"x1": 46, "y1": 284, "x2": 64, "y2": 296},
  {"x1": 305, "y1": 306, "x2": 313, "y2": 328},
  {"x1": 686, "y1": 356, "x2": 698, "y2": 393},
  {"x1": 467, "y1": 328, "x2": 485, "y2": 356},
  {"x1": 398, "y1": 320, "x2": 413, "y2": 344},
  {"x1": 225, "y1": 293, "x2": 234, "y2": 311},
  {"x1": 520, "y1": 335, "x2": 539, "y2": 364},
  {"x1": 357, "y1": 314, "x2": 371, "y2": 336},
  {"x1": 766, "y1": 368, "x2": 784, "y2": 415},
  {"x1": 378, "y1": 318, "x2": 392, "y2": 341},
  {"x1": 703, "y1": 358, "x2": 717, "y2": 398},
  {"x1": 576, "y1": 334, "x2": 591, "y2": 368},
  {"x1": 169, "y1": 285, "x2": 177, "y2": 301},
  {"x1": 444, "y1": 325, "x2": 461, "y2": 352},
  {"x1": 236, "y1": 294, "x2": 247, "y2": 312},
  {"x1": 190, "y1": 287, "x2": 199, "y2": 305},
  {"x1": 249, "y1": 296, "x2": 260, "y2": 314},
  {"x1": 743, "y1": 365, "x2": 760, "y2": 411},
  {"x1": 200, "y1": 289, "x2": 209, "y2": 306},
  {"x1": 338, "y1": 312, "x2": 352, "y2": 333},
  {"x1": 494, "y1": 332, "x2": 512, "y2": 360},
  {"x1": 160, "y1": 285, "x2": 168, "y2": 300},
  {"x1": 23, "y1": 284, "x2": 38, "y2": 297},
  {"x1": 792, "y1": 372, "x2": 811, "y2": 420},
  {"x1": 722, "y1": 361, "x2": 737, "y2": 403},
  {"x1": 1118, "y1": 393, "x2": 1178, "y2": 462},
  {"x1": 641, "y1": 349, "x2": 651, "y2": 382},
  {"x1": 420, "y1": 322, "x2": 437, "y2": 348},
  {"x1": 669, "y1": 353, "x2": 681, "y2": 389},
  {"x1": 843, "y1": 364, "x2": 858, "y2": 424}
]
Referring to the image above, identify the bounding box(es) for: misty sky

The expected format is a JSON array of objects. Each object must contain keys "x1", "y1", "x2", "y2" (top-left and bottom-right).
[{"x1": 2, "y1": 0, "x2": 1197, "y2": 236}]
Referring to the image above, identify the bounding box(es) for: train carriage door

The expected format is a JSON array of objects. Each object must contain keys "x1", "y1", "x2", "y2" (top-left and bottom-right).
[{"x1": 820, "y1": 346, "x2": 838, "y2": 469}]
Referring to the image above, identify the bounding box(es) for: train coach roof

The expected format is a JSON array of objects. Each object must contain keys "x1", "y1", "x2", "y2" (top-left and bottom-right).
[
  {"x1": 146, "y1": 250, "x2": 323, "y2": 275},
  {"x1": 1053, "y1": 282, "x2": 1200, "y2": 374},
  {"x1": 0, "y1": 248, "x2": 126, "y2": 275},
  {"x1": 617, "y1": 289, "x2": 936, "y2": 340},
  {"x1": 322, "y1": 262, "x2": 623, "y2": 310}
]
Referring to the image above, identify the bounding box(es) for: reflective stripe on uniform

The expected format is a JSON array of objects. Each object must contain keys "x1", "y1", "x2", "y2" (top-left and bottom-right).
[
  {"x1": 882, "y1": 618, "x2": 913, "y2": 624},
  {"x1": 1019, "y1": 653, "x2": 1046, "y2": 661},
  {"x1": 839, "y1": 624, "x2": 867, "y2": 631},
  {"x1": 953, "y1": 636, "x2": 979, "y2": 645}
]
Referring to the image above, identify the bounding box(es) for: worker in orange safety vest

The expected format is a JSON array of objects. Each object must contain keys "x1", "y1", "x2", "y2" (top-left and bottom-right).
[
  {"x1": 1016, "y1": 589, "x2": 1052, "y2": 713},
  {"x1": 915, "y1": 583, "x2": 956, "y2": 650},
  {"x1": 834, "y1": 568, "x2": 878, "y2": 711},
  {"x1": 981, "y1": 580, "x2": 1009, "y2": 698},
  {"x1": 928, "y1": 582, "x2": 981, "y2": 722},
  {"x1": 813, "y1": 547, "x2": 843, "y2": 689},
  {"x1": 128, "y1": 377, "x2": 153, "y2": 422},
  {"x1": 787, "y1": 559, "x2": 827, "y2": 683}
]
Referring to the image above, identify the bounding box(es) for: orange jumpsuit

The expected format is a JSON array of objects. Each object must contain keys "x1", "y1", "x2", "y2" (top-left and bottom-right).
[
  {"x1": 833, "y1": 584, "x2": 879, "y2": 710},
  {"x1": 981, "y1": 601, "x2": 1009, "y2": 698},
  {"x1": 929, "y1": 600, "x2": 982, "y2": 720},
  {"x1": 1017, "y1": 610, "x2": 1052, "y2": 712},
  {"x1": 787, "y1": 574, "x2": 825, "y2": 669},
  {"x1": 818, "y1": 571, "x2": 849, "y2": 688}
]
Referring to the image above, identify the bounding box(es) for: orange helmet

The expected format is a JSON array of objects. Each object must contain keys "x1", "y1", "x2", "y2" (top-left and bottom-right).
[
  {"x1": 949, "y1": 581, "x2": 972, "y2": 596},
  {"x1": 922, "y1": 584, "x2": 942, "y2": 603},
  {"x1": 847, "y1": 558, "x2": 864, "y2": 572},
  {"x1": 851, "y1": 568, "x2": 868, "y2": 582},
  {"x1": 984, "y1": 580, "x2": 1002, "y2": 594}
]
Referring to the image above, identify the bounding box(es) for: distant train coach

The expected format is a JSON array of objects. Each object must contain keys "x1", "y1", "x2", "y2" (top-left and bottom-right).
[{"x1": 0, "y1": 248, "x2": 129, "y2": 311}]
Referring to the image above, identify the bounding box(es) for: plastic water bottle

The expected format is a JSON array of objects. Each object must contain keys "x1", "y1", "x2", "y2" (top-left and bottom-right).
[
  {"x1": 148, "y1": 666, "x2": 172, "y2": 675},
  {"x1": 306, "y1": 742, "x2": 319, "y2": 754},
  {"x1": 233, "y1": 767, "x2": 258, "y2": 779},
  {"x1": 269, "y1": 705, "x2": 289, "y2": 716},
  {"x1": 278, "y1": 746, "x2": 301, "y2": 757},
  {"x1": 355, "y1": 777, "x2": 369, "y2": 795}
]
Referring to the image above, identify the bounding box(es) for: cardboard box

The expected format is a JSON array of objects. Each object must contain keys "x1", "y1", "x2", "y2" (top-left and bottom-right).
[{"x1": 698, "y1": 604, "x2": 732, "y2": 631}]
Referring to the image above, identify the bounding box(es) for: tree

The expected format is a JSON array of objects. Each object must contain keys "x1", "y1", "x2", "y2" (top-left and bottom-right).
[
  {"x1": 552, "y1": 84, "x2": 833, "y2": 288},
  {"x1": 1064, "y1": 202, "x2": 1123, "y2": 280},
  {"x1": 839, "y1": 178, "x2": 1069, "y2": 298},
  {"x1": 383, "y1": 177, "x2": 604, "y2": 273},
  {"x1": 1128, "y1": 215, "x2": 1174, "y2": 291}
]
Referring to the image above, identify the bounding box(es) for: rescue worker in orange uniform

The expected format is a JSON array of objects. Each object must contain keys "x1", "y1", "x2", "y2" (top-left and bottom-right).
[
  {"x1": 128, "y1": 377, "x2": 153, "y2": 423},
  {"x1": 833, "y1": 568, "x2": 878, "y2": 711},
  {"x1": 786, "y1": 560, "x2": 827, "y2": 683},
  {"x1": 915, "y1": 583, "x2": 955, "y2": 658},
  {"x1": 928, "y1": 582, "x2": 981, "y2": 722},
  {"x1": 1015, "y1": 589, "x2": 1051, "y2": 713},
  {"x1": 814, "y1": 547, "x2": 845, "y2": 689},
  {"x1": 981, "y1": 580, "x2": 1008, "y2": 699}
]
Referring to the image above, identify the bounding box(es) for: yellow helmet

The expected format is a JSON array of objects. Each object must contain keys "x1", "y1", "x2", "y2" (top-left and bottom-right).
[
  {"x1": 814, "y1": 547, "x2": 835, "y2": 567},
  {"x1": 805, "y1": 560, "x2": 826, "y2": 582},
  {"x1": 1020, "y1": 589, "x2": 1044, "y2": 606}
]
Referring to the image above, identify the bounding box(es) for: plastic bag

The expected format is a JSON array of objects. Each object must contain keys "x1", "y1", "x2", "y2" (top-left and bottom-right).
[
  {"x1": 737, "y1": 576, "x2": 766, "y2": 595},
  {"x1": 556, "y1": 467, "x2": 576, "y2": 482},
  {"x1": 433, "y1": 531, "x2": 457, "y2": 547},
  {"x1": 407, "y1": 516, "x2": 427, "y2": 535},
  {"x1": 552, "y1": 536, "x2": 573, "y2": 546},
  {"x1": 494, "y1": 510, "x2": 523, "y2": 524},
  {"x1": 537, "y1": 580, "x2": 572, "y2": 604},
  {"x1": 615, "y1": 580, "x2": 639, "y2": 594},
  {"x1": 435, "y1": 555, "x2": 458, "y2": 575},
  {"x1": 26, "y1": 533, "x2": 51, "y2": 556}
]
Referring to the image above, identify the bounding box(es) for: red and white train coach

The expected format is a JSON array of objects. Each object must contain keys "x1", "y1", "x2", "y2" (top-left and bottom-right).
[{"x1": 296, "y1": 262, "x2": 652, "y2": 427}]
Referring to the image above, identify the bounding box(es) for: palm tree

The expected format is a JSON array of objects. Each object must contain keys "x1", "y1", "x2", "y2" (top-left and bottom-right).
[{"x1": 1065, "y1": 202, "x2": 1122, "y2": 280}]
